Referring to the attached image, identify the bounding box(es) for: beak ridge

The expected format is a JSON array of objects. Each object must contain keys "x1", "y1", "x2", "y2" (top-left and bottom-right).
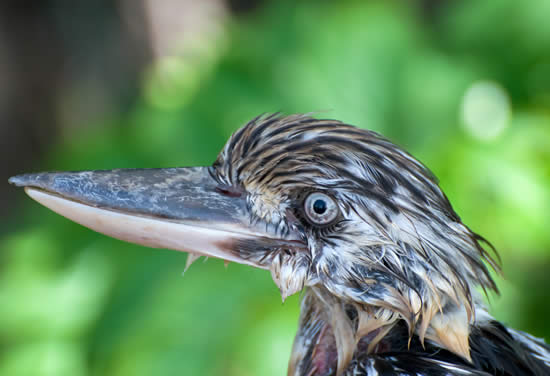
[{"x1": 9, "y1": 168, "x2": 247, "y2": 224}]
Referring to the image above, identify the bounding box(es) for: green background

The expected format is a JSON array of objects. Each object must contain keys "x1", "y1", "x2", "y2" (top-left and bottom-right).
[{"x1": 2, "y1": 1, "x2": 550, "y2": 375}]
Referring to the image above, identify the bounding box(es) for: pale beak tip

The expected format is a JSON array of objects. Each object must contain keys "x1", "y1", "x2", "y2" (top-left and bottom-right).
[
  {"x1": 8, "y1": 174, "x2": 28, "y2": 187},
  {"x1": 9, "y1": 173, "x2": 49, "y2": 189}
]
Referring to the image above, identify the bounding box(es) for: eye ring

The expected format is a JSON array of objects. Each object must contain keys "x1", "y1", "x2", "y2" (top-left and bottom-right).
[{"x1": 303, "y1": 192, "x2": 339, "y2": 226}]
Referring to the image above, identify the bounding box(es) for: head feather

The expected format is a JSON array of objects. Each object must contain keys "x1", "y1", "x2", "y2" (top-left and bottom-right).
[{"x1": 214, "y1": 114, "x2": 501, "y2": 373}]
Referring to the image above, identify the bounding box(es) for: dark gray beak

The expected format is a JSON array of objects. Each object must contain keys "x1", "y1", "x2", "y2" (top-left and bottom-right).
[{"x1": 9, "y1": 167, "x2": 297, "y2": 268}]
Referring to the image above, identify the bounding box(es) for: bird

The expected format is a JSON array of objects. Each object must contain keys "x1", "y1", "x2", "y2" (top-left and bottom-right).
[{"x1": 8, "y1": 113, "x2": 550, "y2": 375}]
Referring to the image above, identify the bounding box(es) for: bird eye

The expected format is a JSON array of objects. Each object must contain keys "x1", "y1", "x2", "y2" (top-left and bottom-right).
[{"x1": 304, "y1": 192, "x2": 339, "y2": 226}]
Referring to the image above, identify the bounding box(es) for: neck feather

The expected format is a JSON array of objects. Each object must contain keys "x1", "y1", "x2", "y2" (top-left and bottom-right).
[{"x1": 289, "y1": 285, "x2": 486, "y2": 376}]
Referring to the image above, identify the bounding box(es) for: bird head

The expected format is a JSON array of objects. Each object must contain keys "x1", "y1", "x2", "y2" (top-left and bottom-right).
[{"x1": 9, "y1": 114, "x2": 500, "y2": 375}]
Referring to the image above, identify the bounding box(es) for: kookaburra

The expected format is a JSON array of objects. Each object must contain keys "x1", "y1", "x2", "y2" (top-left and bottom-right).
[{"x1": 9, "y1": 114, "x2": 550, "y2": 375}]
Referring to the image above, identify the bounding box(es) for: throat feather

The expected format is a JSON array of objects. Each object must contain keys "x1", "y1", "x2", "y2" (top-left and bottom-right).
[{"x1": 289, "y1": 287, "x2": 476, "y2": 376}]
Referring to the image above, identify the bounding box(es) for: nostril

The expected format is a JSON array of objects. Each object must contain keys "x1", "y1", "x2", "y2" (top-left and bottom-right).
[{"x1": 215, "y1": 185, "x2": 243, "y2": 198}]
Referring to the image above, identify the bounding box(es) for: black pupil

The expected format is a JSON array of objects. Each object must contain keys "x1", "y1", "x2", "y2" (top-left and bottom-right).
[{"x1": 313, "y1": 199, "x2": 327, "y2": 215}]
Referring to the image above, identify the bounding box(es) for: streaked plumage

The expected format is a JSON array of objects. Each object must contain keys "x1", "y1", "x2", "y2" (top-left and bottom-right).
[{"x1": 9, "y1": 114, "x2": 550, "y2": 375}]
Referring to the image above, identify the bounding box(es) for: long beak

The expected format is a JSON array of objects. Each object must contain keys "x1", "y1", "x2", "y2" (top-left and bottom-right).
[{"x1": 9, "y1": 167, "x2": 301, "y2": 269}]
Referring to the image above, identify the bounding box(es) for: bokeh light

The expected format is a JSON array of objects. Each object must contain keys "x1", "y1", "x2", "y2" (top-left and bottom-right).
[{"x1": 461, "y1": 80, "x2": 511, "y2": 141}]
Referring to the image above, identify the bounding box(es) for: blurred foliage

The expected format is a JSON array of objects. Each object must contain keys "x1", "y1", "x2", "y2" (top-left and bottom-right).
[{"x1": 2, "y1": 1, "x2": 550, "y2": 375}]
